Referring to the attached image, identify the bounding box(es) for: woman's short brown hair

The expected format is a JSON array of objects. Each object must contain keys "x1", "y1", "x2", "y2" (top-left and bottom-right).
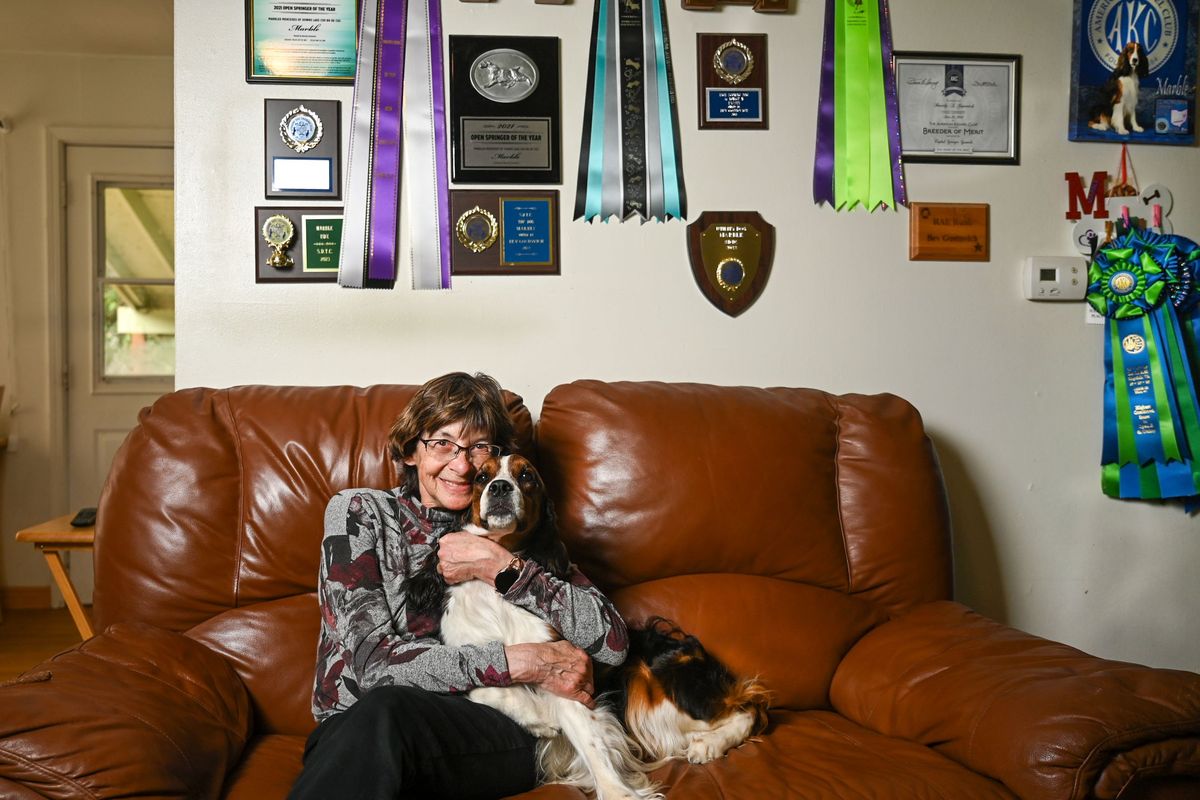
[{"x1": 389, "y1": 372, "x2": 516, "y2": 495}]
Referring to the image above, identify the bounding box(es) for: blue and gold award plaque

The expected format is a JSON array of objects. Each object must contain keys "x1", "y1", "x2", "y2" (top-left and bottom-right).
[
  {"x1": 697, "y1": 33, "x2": 768, "y2": 130},
  {"x1": 450, "y1": 190, "x2": 559, "y2": 275}
]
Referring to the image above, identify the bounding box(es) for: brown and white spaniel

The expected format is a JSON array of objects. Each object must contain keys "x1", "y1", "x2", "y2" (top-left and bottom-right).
[
  {"x1": 418, "y1": 454, "x2": 769, "y2": 799},
  {"x1": 1089, "y1": 42, "x2": 1149, "y2": 136}
]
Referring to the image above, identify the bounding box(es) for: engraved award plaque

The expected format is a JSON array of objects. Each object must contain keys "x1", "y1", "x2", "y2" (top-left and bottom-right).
[
  {"x1": 255, "y1": 206, "x2": 343, "y2": 283},
  {"x1": 264, "y1": 98, "x2": 341, "y2": 199},
  {"x1": 686, "y1": 211, "x2": 775, "y2": 316},
  {"x1": 450, "y1": 190, "x2": 560, "y2": 275},
  {"x1": 697, "y1": 34, "x2": 768, "y2": 130},
  {"x1": 908, "y1": 202, "x2": 990, "y2": 261},
  {"x1": 449, "y1": 36, "x2": 561, "y2": 184}
]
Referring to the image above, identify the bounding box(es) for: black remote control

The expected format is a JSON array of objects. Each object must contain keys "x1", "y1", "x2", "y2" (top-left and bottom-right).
[{"x1": 70, "y1": 507, "x2": 97, "y2": 527}]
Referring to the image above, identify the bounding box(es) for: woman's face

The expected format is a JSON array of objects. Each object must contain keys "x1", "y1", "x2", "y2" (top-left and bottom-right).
[{"x1": 404, "y1": 420, "x2": 490, "y2": 510}]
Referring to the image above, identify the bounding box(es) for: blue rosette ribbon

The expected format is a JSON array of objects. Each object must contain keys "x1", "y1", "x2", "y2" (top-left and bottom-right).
[{"x1": 1089, "y1": 228, "x2": 1200, "y2": 500}]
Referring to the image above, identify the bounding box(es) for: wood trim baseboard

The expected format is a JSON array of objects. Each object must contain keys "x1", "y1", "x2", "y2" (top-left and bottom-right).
[{"x1": 1, "y1": 586, "x2": 51, "y2": 610}]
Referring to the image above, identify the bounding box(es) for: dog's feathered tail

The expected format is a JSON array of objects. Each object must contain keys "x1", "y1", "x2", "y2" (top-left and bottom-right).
[{"x1": 537, "y1": 703, "x2": 663, "y2": 799}]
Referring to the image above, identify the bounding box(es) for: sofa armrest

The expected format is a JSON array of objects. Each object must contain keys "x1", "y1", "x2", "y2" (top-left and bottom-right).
[
  {"x1": 830, "y1": 601, "x2": 1200, "y2": 800},
  {"x1": 0, "y1": 622, "x2": 252, "y2": 799}
]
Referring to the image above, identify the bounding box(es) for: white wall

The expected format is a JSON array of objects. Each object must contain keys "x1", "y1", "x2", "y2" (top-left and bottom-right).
[
  {"x1": 177, "y1": 0, "x2": 1200, "y2": 670},
  {"x1": 0, "y1": 31, "x2": 172, "y2": 596}
]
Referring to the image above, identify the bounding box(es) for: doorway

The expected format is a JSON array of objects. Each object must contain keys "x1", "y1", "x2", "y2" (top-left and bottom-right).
[{"x1": 63, "y1": 144, "x2": 174, "y2": 604}]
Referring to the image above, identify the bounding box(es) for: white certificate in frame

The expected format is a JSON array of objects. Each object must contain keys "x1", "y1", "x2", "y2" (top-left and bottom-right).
[{"x1": 894, "y1": 52, "x2": 1021, "y2": 165}]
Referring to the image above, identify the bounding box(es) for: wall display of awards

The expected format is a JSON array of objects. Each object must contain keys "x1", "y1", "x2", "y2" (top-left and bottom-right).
[
  {"x1": 449, "y1": 190, "x2": 560, "y2": 275},
  {"x1": 1069, "y1": 0, "x2": 1198, "y2": 146},
  {"x1": 254, "y1": 206, "x2": 343, "y2": 283},
  {"x1": 908, "y1": 202, "x2": 990, "y2": 261},
  {"x1": 697, "y1": 34, "x2": 768, "y2": 130},
  {"x1": 686, "y1": 211, "x2": 775, "y2": 317},
  {"x1": 264, "y1": 99, "x2": 341, "y2": 199},
  {"x1": 448, "y1": 36, "x2": 561, "y2": 184},
  {"x1": 894, "y1": 52, "x2": 1021, "y2": 165},
  {"x1": 245, "y1": 0, "x2": 358, "y2": 84}
]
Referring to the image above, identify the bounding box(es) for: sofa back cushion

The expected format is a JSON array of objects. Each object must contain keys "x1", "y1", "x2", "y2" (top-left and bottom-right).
[
  {"x1": 535, "y1": 381, "x2": 953, "y2": 708},
  {"x1": 94, "y1": 385, "x2": 533, "y2": 733}
]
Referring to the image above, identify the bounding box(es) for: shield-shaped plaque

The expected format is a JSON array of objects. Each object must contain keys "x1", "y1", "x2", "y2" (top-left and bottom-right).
[{"x1": 686, "y1": 211, "x2": 775, "y2": 317}]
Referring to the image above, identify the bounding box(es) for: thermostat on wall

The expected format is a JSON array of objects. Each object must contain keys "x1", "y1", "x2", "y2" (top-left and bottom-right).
[{"x1": 1023, "y1": 256, "x2": 1087, "y2": 301}]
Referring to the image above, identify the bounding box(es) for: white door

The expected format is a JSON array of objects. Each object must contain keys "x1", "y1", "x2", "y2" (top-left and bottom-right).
[{"x1": 64, "y1": 144, "x2": 174, "y2": 604}]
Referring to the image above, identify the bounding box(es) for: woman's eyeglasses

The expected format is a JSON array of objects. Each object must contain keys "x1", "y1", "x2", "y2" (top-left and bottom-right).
[{"x1": 418, "y1": 438, "x2": 501, "y2": 465}]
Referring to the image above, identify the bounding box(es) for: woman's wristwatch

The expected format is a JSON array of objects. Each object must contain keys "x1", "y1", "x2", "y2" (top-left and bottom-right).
[{"x1": 494, "y1": 555, "x2": 524, "y2": 593}]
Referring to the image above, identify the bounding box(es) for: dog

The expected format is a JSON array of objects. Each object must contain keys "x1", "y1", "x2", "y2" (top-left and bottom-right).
[
  {"x1": 605, "y1": 617, "x2": 771, "y2": 765},
  {"x1": 1089, "y1": 42, "x2": 1149, "y2": 135},
  {"x1": 409, "y1": 454, "x2": 768, "y2": 798}
]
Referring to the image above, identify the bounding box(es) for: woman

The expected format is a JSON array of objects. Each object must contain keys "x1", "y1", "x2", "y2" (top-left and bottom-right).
[{"x1": 290, "y1": 372, "x2": 629, "y2": 800}]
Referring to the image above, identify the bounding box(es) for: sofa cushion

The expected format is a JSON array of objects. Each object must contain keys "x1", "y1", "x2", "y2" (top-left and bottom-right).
[
  {"x1": 611, "y1": 574, "x2": 886, "y2": 711},
  {"x1": 94, "y1": 385, "x2": 533, "y2": 633},
  {"x1": 220, "y1": 735, "x2": 306, "y2": 800},
  {"x1": 189, "y1": 594, "x2": 320, "y2": 736},
  {"x1": 0, "y1": 623, "x2": 250, "y2": 799},
  {"x1": 536, "y1": 380, "x2": 952, "y2": 617}
]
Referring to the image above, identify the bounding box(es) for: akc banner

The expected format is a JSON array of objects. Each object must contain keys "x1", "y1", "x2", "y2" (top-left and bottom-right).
[{"x1": 1069, "y1": 0, "x2": 1199, "y2": 146}]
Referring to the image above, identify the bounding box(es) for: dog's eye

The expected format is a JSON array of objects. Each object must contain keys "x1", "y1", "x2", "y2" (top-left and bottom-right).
[
  {"x1": 474, "y1": 472, "x2": 490, "y2": 485},
  {"x1": 519, "y1": 469, "x2": 536, "y2": 482}
]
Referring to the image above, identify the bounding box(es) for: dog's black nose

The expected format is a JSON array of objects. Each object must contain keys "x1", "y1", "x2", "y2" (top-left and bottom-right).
[{"x1": 489, "y1": 480, "x2": 513, "y2": 496}]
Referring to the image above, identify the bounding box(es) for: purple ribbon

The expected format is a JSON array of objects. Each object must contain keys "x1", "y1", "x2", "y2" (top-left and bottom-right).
[
  {"x1": 879, "y1": 0, "x2": 906, "y2": 208},
  {"x1": 812, "y1": 0, "x2": 836, "y2": 206},
  {"x1": 367, "y1": 0, "x2": 407, "y2": 282},
  {"x1": 428, "y1": 0, "x2": 451, "y2": 288}
]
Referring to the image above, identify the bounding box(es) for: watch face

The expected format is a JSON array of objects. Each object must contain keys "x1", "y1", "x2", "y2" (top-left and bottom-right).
[{"x1": 495, "y1": 567, "x2": 520, "y2": 593}]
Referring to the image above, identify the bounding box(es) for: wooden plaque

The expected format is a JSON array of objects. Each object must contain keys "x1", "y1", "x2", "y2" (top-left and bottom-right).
[
  {"x1": 908, "y1": 202, "x2": 990, "y2": 261},
  {"x1": 450, "y1": 190, "x2": 560, "y2": 276},
  {"x1": 697, "y1": 34, "x2": 768, "y2": 130}
]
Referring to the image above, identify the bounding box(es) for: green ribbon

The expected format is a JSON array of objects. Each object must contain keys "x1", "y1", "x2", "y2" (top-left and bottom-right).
[{"x1": 833, "y1": 0, "x2": 893, "y2": 210}]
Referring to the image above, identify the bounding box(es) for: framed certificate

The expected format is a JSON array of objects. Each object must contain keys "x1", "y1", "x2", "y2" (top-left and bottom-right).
[
  {"x1": 894, "y1": 52, "x2": 1021, "y2": 165},
  {"x1": 245, "y1": 0, "x2": 359, "y2": 84}
]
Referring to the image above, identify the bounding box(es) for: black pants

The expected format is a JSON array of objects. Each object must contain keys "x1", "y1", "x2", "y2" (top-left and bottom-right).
[{"x1": 289, "y1": 686, "x2": 539, "y2": 800}]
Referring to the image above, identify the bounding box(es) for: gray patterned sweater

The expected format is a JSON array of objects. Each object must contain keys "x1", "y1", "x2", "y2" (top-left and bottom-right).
[{"x1": 312, "y1": 487, "x2": 629, "y2": 721}]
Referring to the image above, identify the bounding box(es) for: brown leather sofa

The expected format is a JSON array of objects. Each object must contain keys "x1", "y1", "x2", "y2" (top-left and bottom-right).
[{"x1": 2, "y1": 381, "x2": 1199, "y2": 799}]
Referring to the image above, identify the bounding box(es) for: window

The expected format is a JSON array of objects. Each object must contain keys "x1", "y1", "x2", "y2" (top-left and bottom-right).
[{"x1": 99, "y1": 185, "x2": 174, "y2": 380}]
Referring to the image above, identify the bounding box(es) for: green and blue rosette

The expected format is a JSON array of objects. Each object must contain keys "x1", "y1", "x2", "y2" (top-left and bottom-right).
[{"x1": 1089, "y1": 227, "x2": 1200, "y2": 501}]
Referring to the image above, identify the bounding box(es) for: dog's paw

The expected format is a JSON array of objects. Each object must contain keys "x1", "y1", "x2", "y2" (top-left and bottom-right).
[
  {"x1": 685, "y1": 735, "x2": 724, "y2": 764},
  {"x1": 525, "y1": 722, "x2": 561, "y2": 739}
]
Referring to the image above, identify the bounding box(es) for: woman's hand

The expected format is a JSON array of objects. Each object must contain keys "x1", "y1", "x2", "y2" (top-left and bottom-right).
[
  {"x1": 505, "y1": 641, "x2": 595, "y2": 707},
  {"x1": 437, "y1": 531, "x2": 512, "y2": 585}
]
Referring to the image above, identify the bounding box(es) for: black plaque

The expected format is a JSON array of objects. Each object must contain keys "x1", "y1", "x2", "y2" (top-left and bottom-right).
[
  {"x1": 449, "y1": 36, "x2": 561, "y2": 184},
  {"x1": 264, "y1": 99, "x2": 342, "y2": 199},
  {"x1": 697, "y1": 34, "x2": 768, "y2": 130}
]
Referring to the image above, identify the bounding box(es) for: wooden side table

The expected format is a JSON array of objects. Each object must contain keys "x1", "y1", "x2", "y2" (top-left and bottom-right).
[{"x1": 15, "y1": 513, "x2": 96, "y2": 639}]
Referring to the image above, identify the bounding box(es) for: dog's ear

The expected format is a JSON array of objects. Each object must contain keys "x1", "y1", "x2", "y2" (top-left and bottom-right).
[
  {"x1": 523, "y1": 496, "x2": 572, "y2": 579},
  {"x1": 1137, "y1": 45, "x2": 1149, "y2": 78},
  {"x1": 407, "y1": 543, "x2": 447, "y2": 617}
]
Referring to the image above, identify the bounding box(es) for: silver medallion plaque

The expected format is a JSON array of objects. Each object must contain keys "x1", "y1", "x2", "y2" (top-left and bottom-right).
[
  {"x1": 279, "y1": 105, "x2": 324, "y2": 153},
  {"x1": 470, "y1": 49, "x2": 539, "y2": 104}
]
